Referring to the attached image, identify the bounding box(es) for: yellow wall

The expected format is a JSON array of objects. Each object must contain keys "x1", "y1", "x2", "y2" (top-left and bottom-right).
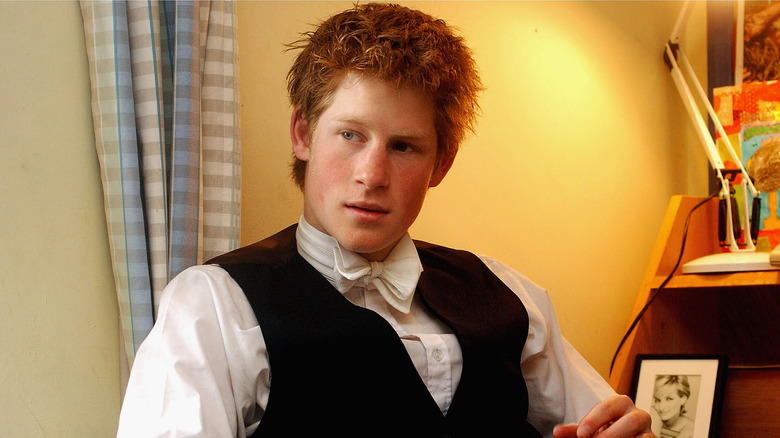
[
  {"x1": 0, "y1": 1, "x2": 120, "y2": 436},
  {"x1": 237, "y1": 1, "x2": 710, "y2": 379}
]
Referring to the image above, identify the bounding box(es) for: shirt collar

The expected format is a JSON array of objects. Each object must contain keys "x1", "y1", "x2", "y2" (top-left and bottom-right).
[{"x1": 295, "y1": 215, "x2": 423, "y2": 298}]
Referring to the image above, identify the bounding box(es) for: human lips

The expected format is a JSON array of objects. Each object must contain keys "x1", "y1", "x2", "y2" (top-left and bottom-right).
[
  {"x1": 658, "y1": 408, "x2": 673, "y2": 419},
  {"x1": 345, "y1": 201, "x2": 389, "y2": 219}
]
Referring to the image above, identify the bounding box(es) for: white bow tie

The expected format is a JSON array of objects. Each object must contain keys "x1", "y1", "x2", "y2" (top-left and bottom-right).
[{"x1": 332, "y1": 245, "x2": 422, "y2": 314}]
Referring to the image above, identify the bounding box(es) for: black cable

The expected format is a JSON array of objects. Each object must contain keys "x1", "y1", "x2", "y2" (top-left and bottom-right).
[{"x1": 609, "y1": 189, "x2": 720, "y2": 376}]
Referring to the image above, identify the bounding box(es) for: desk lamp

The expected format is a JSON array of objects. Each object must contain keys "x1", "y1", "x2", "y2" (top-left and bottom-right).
[{"x1": 665, "y1": 1, "x2": 780, "y2": 273}]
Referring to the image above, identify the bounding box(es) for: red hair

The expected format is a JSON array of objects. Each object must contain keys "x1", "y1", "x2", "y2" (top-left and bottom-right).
[{"x1": 286, "y1": 3, "x2": 483, "y2": 189}]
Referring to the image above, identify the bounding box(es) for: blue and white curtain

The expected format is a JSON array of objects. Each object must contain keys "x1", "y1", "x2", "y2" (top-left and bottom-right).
[{"x1": 79, "y1": 0, "x2": 241, "y2": 370}]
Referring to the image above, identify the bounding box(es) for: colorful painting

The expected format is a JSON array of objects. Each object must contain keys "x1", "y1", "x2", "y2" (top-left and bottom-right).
[{"x1": 713, "y1": 81, "x2": 780, "y2": 249}]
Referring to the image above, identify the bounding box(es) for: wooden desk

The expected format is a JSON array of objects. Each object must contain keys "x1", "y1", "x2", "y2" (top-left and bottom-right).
[{"x1": 608, "y1": 196, "x2": 780, "y2": 436}]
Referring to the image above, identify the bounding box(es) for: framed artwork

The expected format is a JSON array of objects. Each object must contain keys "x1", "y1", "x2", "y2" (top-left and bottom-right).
[
  {"x1": 630, "y1": 355, "x2": 728, "y2": 438},
  {"x1": 712, "y1": 82, "x2": 780, "y2": 251}
]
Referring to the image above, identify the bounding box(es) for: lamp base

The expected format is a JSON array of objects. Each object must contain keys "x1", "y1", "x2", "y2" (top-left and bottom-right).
[{"x1": 682, "y1": 251, "x2": 780, "y2": 274}]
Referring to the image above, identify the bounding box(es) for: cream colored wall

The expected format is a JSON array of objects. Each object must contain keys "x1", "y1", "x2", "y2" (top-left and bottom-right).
[
  {"x1": 237, "y1": 1, "x2": 710, "y2": 380},
  {"x1": 0, "y1": 1, "x2": 120, "y2": 436}
]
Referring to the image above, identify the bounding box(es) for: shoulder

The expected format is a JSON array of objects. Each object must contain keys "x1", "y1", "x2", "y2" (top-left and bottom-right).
[
  {"x1": 207, "y1": 224, "x2": 298, "y2": 267},
  {"x1": 415, "y1": 241, "x2": 518, "y2": 284},
  {"x1": 413, "y1": 242, "x2": 552, "y2": 311},
  {"x1": 477, "y1": 256, "x2": 545, "y2": 293},
  {"x1": 157, "y1": 264, "x2": 259, "y2": 331},
  {"x1": 477, "y1": 255, "x2": 552, "y2": 310},
  {"x1": 414, "y1": 240, "x2": 481, "y2": 266},
  {"x1": 679, "y1": 415, "x2": 695, "y2": 434}
]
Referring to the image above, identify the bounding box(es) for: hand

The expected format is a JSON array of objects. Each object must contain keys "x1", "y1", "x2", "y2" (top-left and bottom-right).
[{"x1": 552, "y1": 395, "x2": 655, "y2": 438}]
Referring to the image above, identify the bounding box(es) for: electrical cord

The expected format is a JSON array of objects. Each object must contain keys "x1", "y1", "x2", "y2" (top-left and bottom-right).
[{"x1": 609, "y1": 189, "x2": 721, "y2": 376}]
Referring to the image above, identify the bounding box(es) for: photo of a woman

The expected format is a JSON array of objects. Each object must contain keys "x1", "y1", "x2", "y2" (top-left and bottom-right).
[
  {"x1": 652, "y1": 375, "x2": 697, "y2": 438},
  {"x1": 631, "y1": 356, "x2": 727, "y2": 438}
]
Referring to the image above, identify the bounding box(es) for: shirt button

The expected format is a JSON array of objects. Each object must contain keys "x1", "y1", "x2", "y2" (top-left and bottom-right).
[{"x1": 432, "y1": 347, "x2": 443, "y2": 362}]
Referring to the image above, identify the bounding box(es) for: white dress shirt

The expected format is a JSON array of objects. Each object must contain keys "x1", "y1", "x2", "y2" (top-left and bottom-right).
[{"x1": 117, "y1": 218, "x2": 616, "y2": 438}]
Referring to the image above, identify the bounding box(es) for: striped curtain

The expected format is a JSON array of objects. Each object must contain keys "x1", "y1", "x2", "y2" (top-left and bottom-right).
[{"x1": 80, "y1": 0, "x2": 241, "y2": 370}]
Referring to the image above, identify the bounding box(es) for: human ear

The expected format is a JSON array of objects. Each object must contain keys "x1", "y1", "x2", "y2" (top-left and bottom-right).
[
  {"x1": 290, "y1": 107, "x2": 311, "y2": 161},
  {"x1": 429, "y1": 152, "x2": 455, "y2": 188}
]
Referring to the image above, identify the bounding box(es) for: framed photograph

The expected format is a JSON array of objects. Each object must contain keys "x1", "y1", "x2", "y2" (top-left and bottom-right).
[{"x1": 630, "y1": 355, "x2": 728, "y2": 438}]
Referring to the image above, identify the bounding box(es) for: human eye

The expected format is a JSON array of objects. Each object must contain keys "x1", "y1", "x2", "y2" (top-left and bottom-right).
[
  {"x1": 341, "y1": 130, "x2": 356, "y2": 141},
  {"x1": 391, "y1": 141, "x2": 414, "y2": 153}
]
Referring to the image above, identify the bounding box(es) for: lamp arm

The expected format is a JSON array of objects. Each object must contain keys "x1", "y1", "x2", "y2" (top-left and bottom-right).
[
  {"x1": 664, "y1": 38, "x2": 758, "y2": 251},
  {"x1": 664, "y1": 43, "x2": 759, "y2": 197},
  {"x1": 669, "y1": 0, "x2": 694, "y2": 45},
  {"x1": 740, "y1": 179, "x2": 757, "y2": 251},
  {"x1": 677, "y1": 46, "x2": 759, "y2": 197},
  {"x1": 664, "y1": 43, "x2": 726, "y2": 175}
]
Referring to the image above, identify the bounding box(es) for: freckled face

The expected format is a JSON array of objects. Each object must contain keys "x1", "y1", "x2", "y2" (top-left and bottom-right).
[{"x1": 291, "y1": 74, "x2": 450, "y2": 261}]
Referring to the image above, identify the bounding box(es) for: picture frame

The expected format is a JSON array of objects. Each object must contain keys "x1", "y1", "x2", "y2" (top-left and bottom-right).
[{"x1": 630, "y1": 354, "x2": 728, "y2": 438}]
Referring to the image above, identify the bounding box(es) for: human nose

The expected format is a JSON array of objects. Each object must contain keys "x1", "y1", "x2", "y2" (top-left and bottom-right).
[{"x1": 355, "y1": 142, "x2": 390, "y2": 189}]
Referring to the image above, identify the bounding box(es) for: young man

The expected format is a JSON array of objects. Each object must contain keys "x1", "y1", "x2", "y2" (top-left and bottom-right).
[{"x1": 117, "y1": 4, "x2": 653, "y2": 437}]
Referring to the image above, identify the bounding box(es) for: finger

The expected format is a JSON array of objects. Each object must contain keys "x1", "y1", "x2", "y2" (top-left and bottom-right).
[
  {"x1": 553, "y1": 423, "x2": 579, "y2": 438},
  {"x1": 586, "y1": 409, "x2": 653, "y2": 438},
  {"x1": 577, "y1": 395, "x2": 651, "y2": 437}
]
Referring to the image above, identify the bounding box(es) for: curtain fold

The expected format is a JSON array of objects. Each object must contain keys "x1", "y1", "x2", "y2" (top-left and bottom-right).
[{"x1": 80, "y1": 0, "x2": 240, "y2": 370}]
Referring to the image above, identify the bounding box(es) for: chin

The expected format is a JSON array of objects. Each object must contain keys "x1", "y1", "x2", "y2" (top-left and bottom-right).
[
  {"x1": 341, "y1": 236, "x2": 396, "y2": 259},
  {"x1": 343, "y1": 241, "x2": 386, "y2": 255}
]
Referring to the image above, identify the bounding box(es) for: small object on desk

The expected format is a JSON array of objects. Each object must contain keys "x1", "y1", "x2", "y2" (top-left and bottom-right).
[{"x1": 682, "y1": 250, "x2": 780, "y2": 274}]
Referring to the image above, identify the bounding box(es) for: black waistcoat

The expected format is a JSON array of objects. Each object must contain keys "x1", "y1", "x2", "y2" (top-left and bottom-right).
[{"x1": 209, "y1": 225, "x2": 541, "y2": 437}]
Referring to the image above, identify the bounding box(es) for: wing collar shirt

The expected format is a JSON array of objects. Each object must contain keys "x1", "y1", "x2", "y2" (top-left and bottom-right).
[{"x1": 116, "y1": 217, "x2": 617, "y2": 438}]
